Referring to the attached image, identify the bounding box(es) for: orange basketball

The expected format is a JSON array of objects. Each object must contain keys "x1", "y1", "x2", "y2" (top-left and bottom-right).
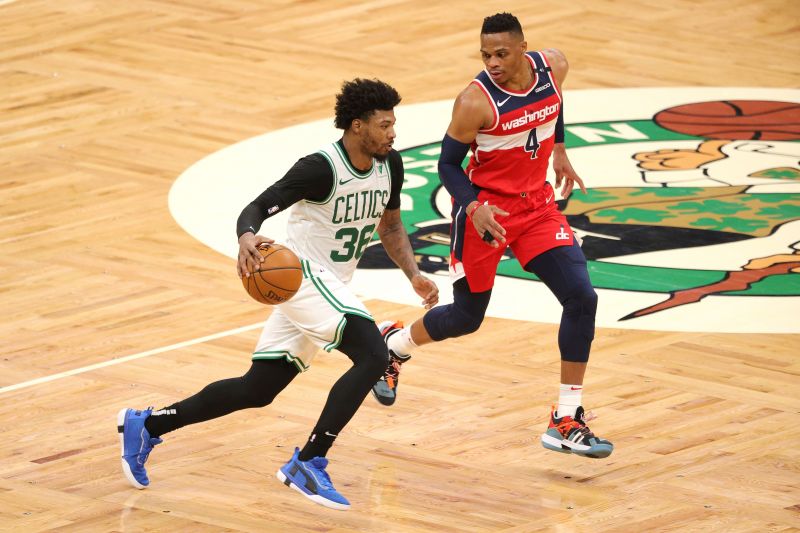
[
  {"x1": 653, "y1": 100, "x2": 800, "y2": 140},
  {"x1": 242, "y1": 243, "x2": 302, "y2": 305}
]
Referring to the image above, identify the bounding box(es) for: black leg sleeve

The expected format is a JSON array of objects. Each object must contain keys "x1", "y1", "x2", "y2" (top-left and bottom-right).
[
  {"x1": 145, "y1": 358, "x2": 299, "y2": 438},
  {"x1": 299, "y1": 315, "x2": 388, "y2": 460},
  {"x1": 422, "y1": 277, "x2": 492, "y2": 341},
  {"x1": 523, "y1": 241, "x2": 597, "y2": 362}
]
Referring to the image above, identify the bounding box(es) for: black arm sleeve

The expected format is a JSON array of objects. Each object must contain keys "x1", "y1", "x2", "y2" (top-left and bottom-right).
[
  {"x1": 236, "y1": 153, "x2": 334, "y2": 238},
  {"x1": 438, "y1": 134, "x2": 477, "y2": 208},
  {"x1": 555, "y1": 105, "x2": 564, "y2": 143},
  {"x1": 386, "y1": 149, "x2": 404, "y2": 210}
]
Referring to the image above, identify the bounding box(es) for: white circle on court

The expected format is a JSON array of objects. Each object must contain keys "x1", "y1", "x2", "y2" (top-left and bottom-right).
[{"x1": 170, "y1": 88, "x2": 800, "y2": 333}]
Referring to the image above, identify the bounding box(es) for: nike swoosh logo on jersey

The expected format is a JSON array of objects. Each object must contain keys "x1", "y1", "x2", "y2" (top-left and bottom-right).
[
  {"x1": 496, "y1": 96, "x2": 512, "y2": 107},
  {"x1": 545, "y1": 194, "x2": 553, "y2": 203},
  {"x1": 338, "y1": 177, "x2": 356, "y2": 185}
]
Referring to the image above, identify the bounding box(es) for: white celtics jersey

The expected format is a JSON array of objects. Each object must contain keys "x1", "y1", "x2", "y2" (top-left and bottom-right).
[{"x1": 285, "y1": 142, "x2": 393, "y2": 284}]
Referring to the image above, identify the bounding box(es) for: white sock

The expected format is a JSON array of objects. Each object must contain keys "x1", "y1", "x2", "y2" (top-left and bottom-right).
[
  {"x1": 557, "y1": 384, "x2": 582, "y2": 418},
  {"x1": 387, "y1": 326, "x2": 417, "y2": 357}
]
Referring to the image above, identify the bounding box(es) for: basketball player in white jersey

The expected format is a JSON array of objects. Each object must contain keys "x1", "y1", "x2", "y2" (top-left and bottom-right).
[{"x1": 117, "y1": 79, "x2": 439, "y2": 510}]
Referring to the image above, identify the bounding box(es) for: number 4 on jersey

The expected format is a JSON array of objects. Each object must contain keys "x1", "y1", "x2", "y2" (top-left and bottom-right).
[{"x1": 524, "y1": 129, "x2": 540, "y2": 159}]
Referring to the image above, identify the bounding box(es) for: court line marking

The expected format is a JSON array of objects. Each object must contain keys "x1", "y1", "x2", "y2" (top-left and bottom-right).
[{"x1": 0, "y1": 322, "x2": 266, "y2": 395}]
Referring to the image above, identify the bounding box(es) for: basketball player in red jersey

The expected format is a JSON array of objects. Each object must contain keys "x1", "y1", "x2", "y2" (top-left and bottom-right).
[{"x1": 372, "y1": 12, "x2": 613, "y2": 459}]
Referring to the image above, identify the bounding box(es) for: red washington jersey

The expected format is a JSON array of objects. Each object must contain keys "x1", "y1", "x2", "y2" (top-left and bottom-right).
[{"x1": 465, "y1": 51, "x2": 562, "y2": 196}]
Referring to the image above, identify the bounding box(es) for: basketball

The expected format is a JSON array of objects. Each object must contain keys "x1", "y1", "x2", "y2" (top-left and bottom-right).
[
  {"x1": 653, "y1": 100, "x2": 800, "y2": 141},
  {"x1": 242, "y1": 243, "x2": 302, "y2": 305}
]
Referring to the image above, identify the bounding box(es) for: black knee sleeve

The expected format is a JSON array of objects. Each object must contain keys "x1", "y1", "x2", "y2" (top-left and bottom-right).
[
  {"x1": 524, "y1": 242, "x2": 598, "y2": 363},
  {"x1": 305, "y1": 316, "x2": 390, "y2": 450},
  {"x1": 360, "y1": 346, "x2": 390, "y2": 380},
  {"x1": 337, "y1": 315, "x2": 390, "y2": 379},
  {"x1": 151, "y1": 359, "x2": 298, "y2": 435},
  {"x1": 423, "y1": 278, "x2": 491, "y2": 341},
  {"x1": 239, "y1": 376, "x2": 278, "y2": 407},
  {"x1": 239, "y1": 359, "x2": 299, "y2": 407},
  {"x1": 424, "y1": 302, "x2": 483, "y2": 339},
  {"x1": 559, "y1": 285, "x2": 598, "y2": 363}
]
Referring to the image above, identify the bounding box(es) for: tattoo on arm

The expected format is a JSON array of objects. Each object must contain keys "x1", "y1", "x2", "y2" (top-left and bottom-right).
[{"x1": 377, "y1": 209, "x2": 419, "y2": 280}]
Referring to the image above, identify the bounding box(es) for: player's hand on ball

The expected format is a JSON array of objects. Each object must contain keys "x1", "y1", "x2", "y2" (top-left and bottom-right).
[
  {"x1": 411, "y1": 274, "x2": 439, "y2": 309},
  {"x1": 240, "y1": 243, "x2": 301, "y2": 305},
  {"x1": 237, "y1": 233, "x2": 275, "y2": 278}
]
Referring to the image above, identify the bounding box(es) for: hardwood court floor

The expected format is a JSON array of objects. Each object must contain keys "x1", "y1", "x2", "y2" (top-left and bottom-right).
[{"x1": 1, "y1": 1, "x2": 799, "y2": 531}]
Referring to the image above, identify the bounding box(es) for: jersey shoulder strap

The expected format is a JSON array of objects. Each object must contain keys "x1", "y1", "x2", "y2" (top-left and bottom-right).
[{"x1": 527, "y1": 51, "x2": 552, "y2": 72}]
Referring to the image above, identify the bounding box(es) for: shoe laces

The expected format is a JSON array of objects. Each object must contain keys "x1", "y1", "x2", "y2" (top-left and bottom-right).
[
  {"x1": 384, "y1": 352, "x2": 407, "y2": 387},
  {"x1": 387, "y1": 358, "x2": 402, "y2": 379},
  {"x1": 306, "y1": 457, "x2": 334, "y2": 490},
  {"x1": 578, "y1": 411, "x2": 599, "y2": 439},
  {"x1": 552, "y1": 408, "x2": 598, "y2": 437},
  {"x1": 140, "y1": 437, "x2": 162, "y2": 462}
]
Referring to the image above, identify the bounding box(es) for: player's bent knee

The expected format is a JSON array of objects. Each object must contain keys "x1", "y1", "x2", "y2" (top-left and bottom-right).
[
  {"x1": 559, "y1": 286, "x2": 597, "y2": 363},
  {"x1": 246, "y1": 389, "x2": 278, "y2": 408},
  {"x1": 423, "y1": 277, "x2": 491, "y2": 341},
  {"x1": 564, "y1": 289, "x2": 597, "y2": 333},
  {"x1": 346, "y1": 347, "x2": 389, "y2": 381},
  {"x1": 238, "y1": 359, "x2": 299, "y2": 408},
  {"x1": 365, "y1": 349, "x2": 390, "y2": 378},
  {"x1": 339, "y1": 318, "x2": 389, "y2": 377},
  {"x1": 456, "y1": 310, "x2": 484, "y2": 336},
  {"x1": 579, "y1": 286, "x2": 598, "y2": 314},
  {"x1": 563, "y1": 282, "x2": 598, "y2": 315},
  {"x1": 363, "y1": 328, "x2": 390, "y2": 374},
  {"x1": 424, "y1": 297, "x2": 488, "y2": 340},
  {"x1": 240, "y1": 378, "x2": 280, "y2": 407}
]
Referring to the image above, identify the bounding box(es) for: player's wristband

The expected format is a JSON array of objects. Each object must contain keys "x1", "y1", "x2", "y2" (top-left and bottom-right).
[{"x1": 467, "y1": 200, "x2": 487, "y2": 218}]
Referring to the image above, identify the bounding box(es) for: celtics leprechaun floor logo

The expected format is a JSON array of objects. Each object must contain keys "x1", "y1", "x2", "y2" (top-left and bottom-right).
[{"x1": 170, "y1": 88, "x2": 800, "y2": 333}]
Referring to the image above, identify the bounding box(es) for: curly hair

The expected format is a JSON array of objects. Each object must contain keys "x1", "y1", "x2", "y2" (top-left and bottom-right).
[
  {"x1": 481, "y1": 12, "x2": 524, "y2": 38},
  {"x1": 334, "y1": 78, "x2": 401, "y2": 130}
]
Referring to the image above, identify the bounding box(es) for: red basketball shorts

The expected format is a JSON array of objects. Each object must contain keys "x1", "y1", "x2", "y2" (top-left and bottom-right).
[{"x1": 449, "y1": 182, "x2": 575, "y2": 293}]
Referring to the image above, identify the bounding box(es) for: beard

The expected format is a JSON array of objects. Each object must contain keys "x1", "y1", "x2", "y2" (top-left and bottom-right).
[{"x1": 361, "y1": 135, "x2": 391, "y2": 162}]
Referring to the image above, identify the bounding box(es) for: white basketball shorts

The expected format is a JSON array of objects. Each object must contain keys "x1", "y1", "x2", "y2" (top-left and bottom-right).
[{"x1": 252, "y1": 258, "x2": 373, "y2": 371}]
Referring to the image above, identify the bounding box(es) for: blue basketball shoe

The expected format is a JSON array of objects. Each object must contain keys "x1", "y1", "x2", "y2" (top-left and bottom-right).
[
  {"x1": 276, "y1": 447, "x2": 350, "y2": 510},
  {"x1": 541, "y1": 406, "x2": 614, "y2": 459},
  {"x1": 371, "y1": 321, "x2": 411, "y2": 406},
  {"x1": 117, "y1": 407, "x2": 162, "y2": 489}
]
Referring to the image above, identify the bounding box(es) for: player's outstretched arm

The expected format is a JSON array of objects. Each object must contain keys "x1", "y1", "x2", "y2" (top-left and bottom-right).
[{"x1": 377, "y1": 208, "x2": 439, "y2": 309}]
